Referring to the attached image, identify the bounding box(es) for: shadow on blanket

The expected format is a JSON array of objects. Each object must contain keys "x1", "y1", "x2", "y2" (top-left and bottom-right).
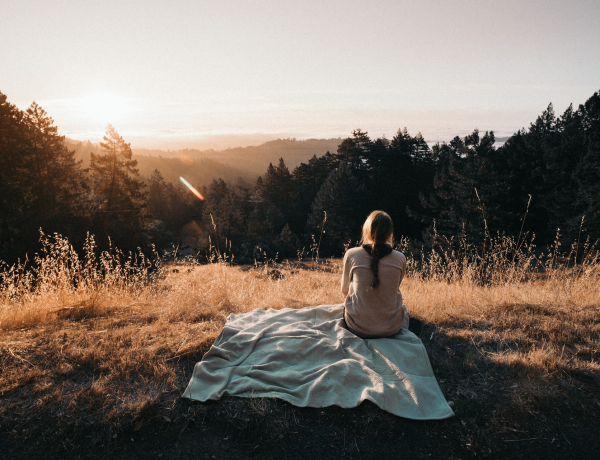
[{"x1": 183, "y1": 304, "x2": 454, "y2": 420}]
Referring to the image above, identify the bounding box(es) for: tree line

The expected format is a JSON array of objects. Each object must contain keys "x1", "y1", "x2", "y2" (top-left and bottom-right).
[
  {"x1": 200, "y1": 91, "x2": 600, "y2": 261},
  {"x1": 0, "y1": 92, "x2": 201, "y2": 263},
  {"x1": 1, "y1": 90, "x2": 598, "y2": 264}
]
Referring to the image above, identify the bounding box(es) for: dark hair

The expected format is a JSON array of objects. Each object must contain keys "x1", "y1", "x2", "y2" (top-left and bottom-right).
[{"x1": 360, "y1": 211, "x2": 394, "y2": 288}]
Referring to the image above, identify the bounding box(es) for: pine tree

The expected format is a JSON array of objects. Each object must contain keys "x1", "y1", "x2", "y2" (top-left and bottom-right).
[
  {"x1": 493, "y1": 101, "x2": 596, "y2": 243},
  {"x1": 288, "y1": 152, "x2": 339, "y2": 236},
  {"x1": 147, "y1": 169, "x2": 168, "y2": 222},
  {"x1": 573, "y1": 91, "x2": 600, "y2": 241},
  {"x1": 202, "y1": 178, "x2": 249, "y2": 252},
  {"x1": 418, "y1": 129, "x2": 498, "y2": 246},
  {"x1": 372, "y1": 128, "x2": 435, "y2": 239},
  {"x1": 23, "y1": 102, "x2": 88, "y2": 226},
  {"x1": 336, "y1": 129, "x2": 372, "y2": 175},
  {"x1": 90, "y1": 124, "x2": 146, "y2": 247},
  {"x1": 276, "y1": 223, "x2": 301, "y2": 258},
  {"x1": 307, "y1": 163, "x2": 366, "y2": 255},
  {"x1": 0, "y1": 94, "x2": 88, "y2": 260},
  {"x1": 256, "y1": 158, "x2": 294, "y2": 209},
  {"x1": 0, "y1": 92, "x2": 27, "y2": 260}
]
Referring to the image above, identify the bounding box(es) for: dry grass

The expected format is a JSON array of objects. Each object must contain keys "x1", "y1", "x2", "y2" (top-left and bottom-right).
[
  {"x1": 0, "y1": 234, "x2": 344, "y2": 448},
  {"x1": 404, "y1": 274, "x2": 600, "y2": 374},
  {"x1": 1, "y1": 231, "x2": 599, "y2": 457}
]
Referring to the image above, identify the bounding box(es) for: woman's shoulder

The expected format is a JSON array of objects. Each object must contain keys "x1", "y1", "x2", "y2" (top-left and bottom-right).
[
  {"x1": 344, "y1": 246, "x2": 368, "y2": 260},
  {"x1": 344, "y1": 246, "x2": 371, "y2": 264},
  {"x1": 390, "y1": 249, "x2": 407, "y2": 263}
]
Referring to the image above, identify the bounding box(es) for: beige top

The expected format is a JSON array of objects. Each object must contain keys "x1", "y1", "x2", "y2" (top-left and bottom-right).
[{"x1": 341, "y1": 246, "x2": 407, "y2": 337}]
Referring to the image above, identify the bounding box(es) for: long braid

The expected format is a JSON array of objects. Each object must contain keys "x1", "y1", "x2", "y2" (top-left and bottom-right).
[
  {"x1": 361, "y1": 210, "x2": 394, "y2": 288},
  {"x1": 362, "y1": 243, "x2": 393, "y2": 288},
  {"x1": 371, "y1": 244, "x2": 381, "y2": 288}
]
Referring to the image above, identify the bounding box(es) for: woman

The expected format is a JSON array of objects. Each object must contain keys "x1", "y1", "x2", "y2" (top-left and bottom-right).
[{"x1": 341, "y1": 210, "x2": 409, "y2": 338}]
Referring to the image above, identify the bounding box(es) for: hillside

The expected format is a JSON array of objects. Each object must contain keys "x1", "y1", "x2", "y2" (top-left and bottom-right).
[
  {"x1": 132, "y1": 137, "x2": 343, "y2": 177},
  {"x1": 65, "y1": 137, "x2": 343, "y2": 187},
  {"x1": 1, "y1": 243, "x2": 598, "y2": 460}
]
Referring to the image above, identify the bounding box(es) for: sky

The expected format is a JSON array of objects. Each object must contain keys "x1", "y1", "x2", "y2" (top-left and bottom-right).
[{"x1": 2, "y1": 0, "x2": 599, "y2": 150}]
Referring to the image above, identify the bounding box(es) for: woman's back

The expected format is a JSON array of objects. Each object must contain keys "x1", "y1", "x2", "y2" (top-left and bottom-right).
[{"x1": 341, "y1": 246, "x2": 407, "y2": 337}]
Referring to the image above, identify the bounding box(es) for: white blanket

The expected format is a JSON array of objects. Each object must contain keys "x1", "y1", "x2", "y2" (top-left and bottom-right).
[{"x1": 183, "y1": 304, "x2": 454, "y2": 420}]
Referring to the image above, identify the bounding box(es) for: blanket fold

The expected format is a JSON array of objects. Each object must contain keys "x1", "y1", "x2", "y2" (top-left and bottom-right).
[{"x1": 183, "y1": 304, "x2": 454, "y2": 420}]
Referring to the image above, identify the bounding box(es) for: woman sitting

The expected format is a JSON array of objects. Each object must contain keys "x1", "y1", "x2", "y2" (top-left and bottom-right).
[{"x1": 341, "y1": 210, "x2": 410, "y2": 339}]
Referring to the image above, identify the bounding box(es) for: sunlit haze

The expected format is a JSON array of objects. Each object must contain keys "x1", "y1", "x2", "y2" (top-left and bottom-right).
[{"x1": 2, "y1": 0, "x2": 599, "y2": 149}]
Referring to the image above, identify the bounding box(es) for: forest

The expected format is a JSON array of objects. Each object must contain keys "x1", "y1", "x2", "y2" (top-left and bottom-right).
[{"x1": 1, "y1": 89, "x2": 599, "y2": 264}]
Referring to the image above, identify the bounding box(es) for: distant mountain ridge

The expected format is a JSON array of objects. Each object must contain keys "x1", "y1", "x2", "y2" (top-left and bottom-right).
[
  {"x1": 65, "y1": 137, "x2": 343, "y2": 188},
  {"x1": 132, "y1": 137, "x2": 343, "y2": 174}
]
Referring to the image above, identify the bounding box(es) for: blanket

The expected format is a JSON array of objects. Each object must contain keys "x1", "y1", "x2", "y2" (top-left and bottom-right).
[{"x1": 183, "y1": 304, "x2": 454, "y2": 420}]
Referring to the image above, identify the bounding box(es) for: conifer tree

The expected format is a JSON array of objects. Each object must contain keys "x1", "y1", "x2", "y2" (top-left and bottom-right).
[
  {"x1": 147, "y1": 169, "x2": 168, "y2": 221},
  {"x1": 336, "y1": 129, "x2": 372, "y2": 175},
  {"x1": 572, "y1": 91, "x2": 600, "y2": 240},
  {"x1": 495, "y1": 94, "x2": 600, "y2": 243},
  {"x1": 276, "y1": 223, "x2": 301, "y2": 257},
  {"x1": 0, "y1": 94, "x2": 87, "y2": 260},
  {"x1": 202, "y1": 178, "x2": 249, "y2": 252},
  {"x1": 307, "y1": 162, "x2": 366, "y2": 255},
  {"x1": 372, "y1": 128, "x2": 435, "y2": 238},
  {"x1": 90, "y1": 124, "x2": 146, "y2": 246},
  {"x1": 418, "y1": 129, "x2": 498, "y2": 246},
  {"x1": 288, "y1": 151, "x2": 339, "y2": 237},
  {"x1": 24, "y1": 102, "x2": 88, "y2": 226},
  {"x1": 494, "y1": 105, "x2": 559, "y2": 240},
  {"x1": 0, "y1": 92, "x2": 27, "y2": 260},
  {"x1": 256, "y1": 158, "x2": 294, "y2": 209}
]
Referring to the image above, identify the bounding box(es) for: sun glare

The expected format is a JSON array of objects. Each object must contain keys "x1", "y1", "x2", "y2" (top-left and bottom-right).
[{"x1": 73, "y1": 92, "x2": 134, "y2": 124}]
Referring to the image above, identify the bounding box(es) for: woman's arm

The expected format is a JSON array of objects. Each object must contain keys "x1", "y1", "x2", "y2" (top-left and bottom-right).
[
  {"x1": 398, "y1": 252, "x2": 407, "y2": 285},
  {"x1": 341, "y1": 251, "x2": 351, "y2": 295}
]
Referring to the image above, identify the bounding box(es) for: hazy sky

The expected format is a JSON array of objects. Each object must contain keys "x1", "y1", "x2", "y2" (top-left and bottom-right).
[{"x1": 2, "y1": 0, "x2": 599, "y2": 149}]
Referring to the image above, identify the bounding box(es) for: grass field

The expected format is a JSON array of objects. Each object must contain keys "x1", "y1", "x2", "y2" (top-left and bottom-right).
[{"x1": 1, "y1": 233, "x2": 599, "y2": 459}]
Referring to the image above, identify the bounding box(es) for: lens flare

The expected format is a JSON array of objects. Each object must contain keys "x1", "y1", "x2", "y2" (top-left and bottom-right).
[{"x1": 179, "y1": 177, "x2": 204, "y2": 200}]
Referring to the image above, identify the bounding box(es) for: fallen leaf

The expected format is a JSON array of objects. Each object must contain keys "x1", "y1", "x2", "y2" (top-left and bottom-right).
[
  {"x1": 163, "y1": 416, "x2": 171, "y2": 422},
  {"x1": 134, "y1": 419, "x2": 143, "y2": 431}
]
